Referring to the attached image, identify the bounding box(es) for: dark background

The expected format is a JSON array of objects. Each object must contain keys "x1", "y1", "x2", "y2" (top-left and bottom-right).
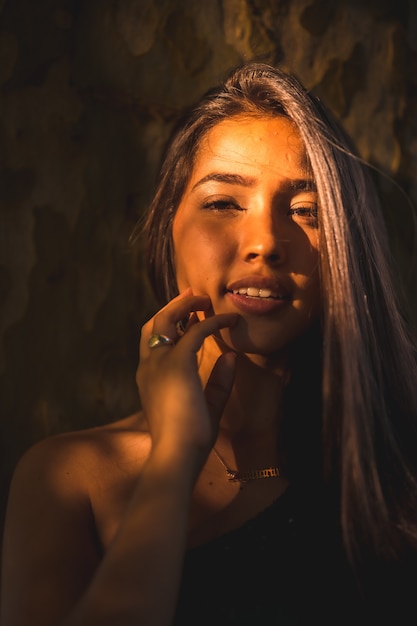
[{"x1": 1, "y1": 0, "x2": 417, "y2": 538}]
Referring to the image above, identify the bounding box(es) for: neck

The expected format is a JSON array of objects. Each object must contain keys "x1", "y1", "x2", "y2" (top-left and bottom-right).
[{"x1": 199, "y1": 336, "x2": 288, "y2": 438}]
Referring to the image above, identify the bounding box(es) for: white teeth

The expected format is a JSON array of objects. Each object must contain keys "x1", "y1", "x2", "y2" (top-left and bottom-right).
[
  {"x1": 259, "y1": 288, "x2": 272, "y2": 298},
  {"x1": 232, "y1": 287, "x2": 278, "y2": 298}
]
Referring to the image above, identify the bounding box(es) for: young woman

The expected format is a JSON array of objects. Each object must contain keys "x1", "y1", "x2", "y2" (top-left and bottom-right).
[{"x1": 2, "y1": 62, "x2": 417, "y2": 626}]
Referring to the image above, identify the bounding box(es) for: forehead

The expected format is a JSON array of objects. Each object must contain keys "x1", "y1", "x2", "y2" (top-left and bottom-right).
[{"x1": 191, "y1": 115, "x2": 310, "y2": 182}]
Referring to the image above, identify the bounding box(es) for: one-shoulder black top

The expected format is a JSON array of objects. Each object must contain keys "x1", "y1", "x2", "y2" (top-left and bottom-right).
[
  {"x1": 173, "y1": 487, "x2": 356, "y2": 625},
  {"x1": 173, "y1": 487, "x2": 417, "y2": 625}
]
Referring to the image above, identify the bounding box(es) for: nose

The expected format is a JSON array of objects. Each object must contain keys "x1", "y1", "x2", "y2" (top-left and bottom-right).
[{"x1": 240, "y1": 206, "x2": 286, "y2": 265}]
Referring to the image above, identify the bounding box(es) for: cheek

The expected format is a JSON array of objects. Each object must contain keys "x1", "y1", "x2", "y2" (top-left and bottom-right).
[
  {"x1": 295, "y1": 234, "x2": 321, "y2": 312},
  {"x1": 310, "y1": 270, "x2": 322, "y2": 313},
  {"x1": 292, "y1": 232, "x2": 319, "y2": 280},
  {"x1": 305, "y1": 232, "x2": 320, "y2": 278},
  {"x1": 306, "y1": 257, "x2": 322, "y2": 317},
  {"x1": 174, "y1": 216, "x2": 235, "y2": 274},
  {"x1": 173, "y1": 223, "x2": 225, "y2": 289}
]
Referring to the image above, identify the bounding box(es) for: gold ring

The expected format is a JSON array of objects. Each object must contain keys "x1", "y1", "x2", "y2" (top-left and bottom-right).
[{"x1": 147, "y1": 333, "x2": 175, "y2": 349}]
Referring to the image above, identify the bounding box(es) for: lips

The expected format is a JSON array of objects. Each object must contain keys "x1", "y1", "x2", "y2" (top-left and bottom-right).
[
  {"x1": 231, "y1": 286, "x2": 279, "y2": 299},
  {"x1": 227, "y1": 276, "x2": 290, "y2": 300},
  {"x1": 226, "y1": 276, "x2": 291, "y2": 314}
]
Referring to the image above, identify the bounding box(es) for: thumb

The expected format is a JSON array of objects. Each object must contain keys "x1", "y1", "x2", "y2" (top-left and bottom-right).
[{"x1": 204, "y1": 352, "x2": 237, "y2": 425}]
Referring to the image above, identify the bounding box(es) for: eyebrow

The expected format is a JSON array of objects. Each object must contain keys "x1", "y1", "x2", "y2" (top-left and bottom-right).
[
  {"x1": 290, "y1": 178, "x2": 317, "y2": 192},
  {"x1": 192, "y1": 173, "x2": 256, "y2": 190},
  {"x1": 191, "y1": 172, "x2": 317, "y2": 192}
]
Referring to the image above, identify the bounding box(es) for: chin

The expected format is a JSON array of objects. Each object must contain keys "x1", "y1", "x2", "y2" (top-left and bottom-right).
[{"x1": 216, "y1": 327, "x2": 289, "y2": 358}]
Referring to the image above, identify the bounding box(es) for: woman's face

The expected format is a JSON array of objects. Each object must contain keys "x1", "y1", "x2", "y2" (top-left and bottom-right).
[{"x1": 172, "y1": 114, "x2": 321, "y2": 358}]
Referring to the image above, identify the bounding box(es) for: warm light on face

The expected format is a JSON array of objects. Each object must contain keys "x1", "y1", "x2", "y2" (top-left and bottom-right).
[{"x1": 172, "y1": 115, "x2": 320, "y2": 361}]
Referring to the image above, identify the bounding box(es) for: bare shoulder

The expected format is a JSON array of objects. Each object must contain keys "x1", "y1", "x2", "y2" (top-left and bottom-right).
[
  {"x1": 1, "y1": 413, "x2": 151, "y2": 626},
  {"x1": 10, "y1": 411, "x2": 150, "y2": 496},
  {"x1": 4, "y1": 411, "x2": 151, "y2": 550}
]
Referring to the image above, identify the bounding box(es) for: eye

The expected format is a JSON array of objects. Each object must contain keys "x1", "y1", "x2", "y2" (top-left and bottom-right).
[
  {"x1": 202, "y1": 199, "x2": 244, "y2": 212},
  {"x1": 288, "y1": 202, "x2": 318, "y2": 226}
]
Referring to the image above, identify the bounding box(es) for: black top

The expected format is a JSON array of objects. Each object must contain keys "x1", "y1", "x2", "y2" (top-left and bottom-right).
[
  {"x1": 174, "y1": 487, "x2": 355, "y2": 625},
  {"x1": 173, "y1": 487, "x2": 417, "y2": 625}
]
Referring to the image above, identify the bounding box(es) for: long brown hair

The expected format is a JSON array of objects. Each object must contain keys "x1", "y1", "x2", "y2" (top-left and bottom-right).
[{"x1": 137, "y1": 62, "x2": 417, "y2": 577}]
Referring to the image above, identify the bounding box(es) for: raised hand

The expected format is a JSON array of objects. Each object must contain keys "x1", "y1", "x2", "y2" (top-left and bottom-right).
[{"x1": 137, "y1": 289, "x2": 237, "y2": 470}]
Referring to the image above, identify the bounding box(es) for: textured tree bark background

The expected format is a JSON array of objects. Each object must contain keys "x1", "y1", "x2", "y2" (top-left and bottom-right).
[{"x1": 1, "y1": 0, "x2": 416, "y2": 532}]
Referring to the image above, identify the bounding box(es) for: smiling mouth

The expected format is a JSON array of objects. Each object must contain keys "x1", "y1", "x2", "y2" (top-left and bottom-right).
[{"x1": 231, "y1": 287, "x2": 282, "y2": 299}]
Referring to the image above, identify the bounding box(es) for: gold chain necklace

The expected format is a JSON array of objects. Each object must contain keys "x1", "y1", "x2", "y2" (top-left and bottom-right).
[{"x1": 213, "y1": 447, "x2": 280, "y2": 483}]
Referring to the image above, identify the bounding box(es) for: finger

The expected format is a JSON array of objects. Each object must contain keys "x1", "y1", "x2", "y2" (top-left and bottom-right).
[
  {"x1": 147, "y1": 333, "x2": 176, "y2": 349},
  {"x1": 139, "y1": 294, "x2": 205, "y2": 352},
  {"x1": 176, "y1": 313, "x2": 192, "y2": 337},
  {"x1": 204, "y1": 352, "x2": 237, "y2": 426},
  {"x1": 154, "y1": 292, "x2": 211, "y2": 329},
  {"x1": 176, "y1": 313, "x2": 238, "y2": 354},
  {"x1": 141, "y1": 294, "x2": 211, "y2": 350}
]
